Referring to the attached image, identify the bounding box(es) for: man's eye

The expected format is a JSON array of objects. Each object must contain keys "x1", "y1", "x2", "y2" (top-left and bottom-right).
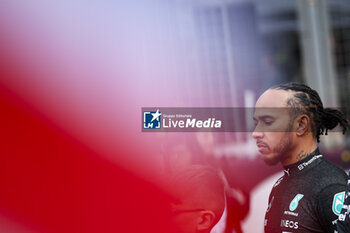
[{"x1": 264, "y1": 121, "x2": 273, "y2": 126}]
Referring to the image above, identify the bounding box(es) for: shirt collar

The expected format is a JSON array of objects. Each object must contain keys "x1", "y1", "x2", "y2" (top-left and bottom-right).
[{"x1": 283, "y1": 148, "x2": 322, "y2": 176}]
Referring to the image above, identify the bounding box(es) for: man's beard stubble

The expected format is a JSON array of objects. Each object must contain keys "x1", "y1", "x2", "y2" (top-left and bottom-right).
[{"x1": 263, "y1": 132, "x2": 293, "y2": 166}]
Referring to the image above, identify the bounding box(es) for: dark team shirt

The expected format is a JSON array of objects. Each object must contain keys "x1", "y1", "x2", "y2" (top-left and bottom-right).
[
  {"x1": 264, "y1": 148, "x2": 348, "y2": 233},
  {"x1": 337, "y1": 173, "x2": 350, "y2": 233}
]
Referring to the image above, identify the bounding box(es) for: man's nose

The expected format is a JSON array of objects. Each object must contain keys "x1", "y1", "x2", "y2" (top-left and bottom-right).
[{"x1": 252, "y1": 130, "x2": 263, "y2": 139}]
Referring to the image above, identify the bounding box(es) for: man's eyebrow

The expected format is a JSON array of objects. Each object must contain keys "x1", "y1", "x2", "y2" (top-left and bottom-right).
[{"x1": 253, "y1": 115, "x2": 275, "y2": 121}]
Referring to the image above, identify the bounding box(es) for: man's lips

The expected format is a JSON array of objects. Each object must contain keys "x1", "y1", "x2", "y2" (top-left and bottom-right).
[{"x1": 256, "y1": 141, "x2": 269, "y2": 149}]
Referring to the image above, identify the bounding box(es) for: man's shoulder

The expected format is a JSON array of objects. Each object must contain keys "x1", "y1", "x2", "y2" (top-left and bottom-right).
[
  {"x1": 306, "y1": 157, "x2": 347, "y2": 193},
  {"x1": 317, "y1": 157, "x2": 348, "y2": 180}
]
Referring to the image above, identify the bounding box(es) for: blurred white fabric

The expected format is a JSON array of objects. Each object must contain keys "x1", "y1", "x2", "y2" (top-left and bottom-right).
[
  {"x1": 242, "y1": 171, "x2": 284, "y2": 233},
  {"x1": 211, "y1": 205, "x2": 227, "y2": 233}
]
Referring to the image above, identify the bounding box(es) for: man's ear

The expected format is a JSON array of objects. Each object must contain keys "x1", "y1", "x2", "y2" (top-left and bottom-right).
[
  {"x1": 196, "y1": 210, "x2": 216, "y2": 231},
  {"x1": 296, "y1": 114, "x2": 310, "y2": 136}
]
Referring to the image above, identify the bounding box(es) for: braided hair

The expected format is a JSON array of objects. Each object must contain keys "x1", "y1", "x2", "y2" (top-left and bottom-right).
[{"x1": 270, "y1": 82, "x2": 348, "y2": 142}]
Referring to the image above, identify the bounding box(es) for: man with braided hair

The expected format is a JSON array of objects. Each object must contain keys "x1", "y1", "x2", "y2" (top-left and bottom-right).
[{"x1": 252, "y1": 82, "x2": 349, "y2": 233}]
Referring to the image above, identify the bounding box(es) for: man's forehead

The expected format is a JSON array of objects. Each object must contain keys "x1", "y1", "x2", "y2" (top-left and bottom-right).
[
  {"x1": 253, "y1": 109, "x2": 286, "y2": 119},
  {"x1": 255, "y1": 89, "x2": 293, "y2": 108}
]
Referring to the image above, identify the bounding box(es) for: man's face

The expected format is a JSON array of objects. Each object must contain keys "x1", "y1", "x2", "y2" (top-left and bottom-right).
[{"x1": 252, "y1": 89, "x2": 295, "y2": 165}]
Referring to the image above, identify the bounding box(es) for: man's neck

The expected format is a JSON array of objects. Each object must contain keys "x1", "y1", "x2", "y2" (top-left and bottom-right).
[{"x1": 282, "y1": 140, "x2": 318, "y2": 167}]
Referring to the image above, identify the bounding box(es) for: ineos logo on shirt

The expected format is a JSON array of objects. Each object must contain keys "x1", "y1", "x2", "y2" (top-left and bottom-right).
[{"x1": 280, "y1": 219, "x2": 298, "y2": 229}]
